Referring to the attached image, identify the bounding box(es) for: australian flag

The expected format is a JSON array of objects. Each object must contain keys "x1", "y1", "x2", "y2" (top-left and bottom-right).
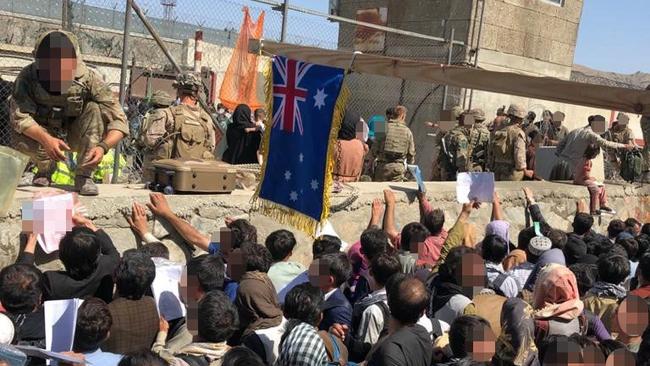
[{"x1": 256, "y1": 56, "x2": 345, "y2": 231}]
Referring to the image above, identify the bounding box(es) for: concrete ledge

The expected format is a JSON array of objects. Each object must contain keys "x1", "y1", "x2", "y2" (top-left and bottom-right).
[{"x1": 2, "y1": 181, "x2": 649, "y2": 270}]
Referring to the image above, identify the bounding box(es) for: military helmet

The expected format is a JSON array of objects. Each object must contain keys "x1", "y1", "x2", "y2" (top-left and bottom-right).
[
  {"x1": 507, "y1": 104, "x2": 527, "y2": 119},
  {"x1": 469, "y1": 108, "x2": 486, "y2": 122},
  {"x1": 173, "y1": 72, "x2": 202, "y2": 93},
  {"x1": 616, "y1": 112, "x2": 630, "y2": 126},
  {"x1": 150, "y1": 90, "x2": 174, "y2": 107},
  {"x1": 451, "y1": 105, "x2": 464, "y2": 121}
]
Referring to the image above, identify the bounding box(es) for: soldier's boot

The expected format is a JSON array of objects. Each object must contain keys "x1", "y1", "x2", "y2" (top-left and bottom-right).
[{"x1": 75, "y1": 175, "x2": 98, "y2": 196}]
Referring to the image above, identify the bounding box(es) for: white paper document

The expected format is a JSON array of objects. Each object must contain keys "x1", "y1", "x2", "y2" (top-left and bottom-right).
[
  {"x1": 44, "y1": 299, "x2": 84, "y2": 354},
  {"x1": 151, "y1": 257, "x2": 187, "y2": 321},
  {"x1": 456, "y1": 172, "x2": 495, "y2": 203}
]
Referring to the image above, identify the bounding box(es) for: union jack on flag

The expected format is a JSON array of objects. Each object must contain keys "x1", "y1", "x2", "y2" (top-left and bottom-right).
[{"x1": 255, "y1": 55, "x2": 346, "y2": 234}]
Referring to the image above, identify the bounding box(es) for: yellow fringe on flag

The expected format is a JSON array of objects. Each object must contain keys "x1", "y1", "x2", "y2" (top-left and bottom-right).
[{"x1": 251, "y1": 57, "x2": 350, "y2": 236}]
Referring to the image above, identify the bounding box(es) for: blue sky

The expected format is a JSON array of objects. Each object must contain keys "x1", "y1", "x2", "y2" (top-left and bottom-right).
[{"x1": 574, "y1": 0, "x2": 650, "y2": 74}]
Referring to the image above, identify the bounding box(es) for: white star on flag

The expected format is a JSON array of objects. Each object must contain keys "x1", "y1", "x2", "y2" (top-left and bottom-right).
[
  {"x1": 289, "y1": 191, "x2": 298, "y2": 201},
  {"x1": 313, "y1": 88, "x2": 327, "y2": 110},
  {"x1": 310, "y1": 180, "x2": 319, "y2": 190},
  {"x1": 284, "y1": 170, "x2": 292, "y2": 181},
  {"x1": 299, "y1": 153, "x2": 304, "y2": 163}
]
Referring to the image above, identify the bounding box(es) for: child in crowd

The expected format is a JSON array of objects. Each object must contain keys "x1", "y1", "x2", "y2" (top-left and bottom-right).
[{"x1": 573, "y1": 143, "x2": 614, "y2": 215}]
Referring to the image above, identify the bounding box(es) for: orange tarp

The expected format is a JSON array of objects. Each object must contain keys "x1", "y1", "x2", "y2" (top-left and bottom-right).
[{"x1": 219, "y1": 7, "x2": 265, "y2": 111}]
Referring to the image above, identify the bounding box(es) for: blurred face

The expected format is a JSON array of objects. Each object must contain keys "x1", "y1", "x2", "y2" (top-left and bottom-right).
[
  {"x1": 308, "y1": 259, "x2": 333, "y2": 291},
  {"x1": 227, "y1": 249, "x2": 246, "y2": 282},
  {"x1": 465, "y1": 324, "x2": 496, "y2": 362},
  {"x1": 456, "y1": 253, "x2": 486, "y2": 297},
  {"x1": 552, "y1": 120, "x2": 562, "y2": 128},
  {"x1": 36, "y1": 51, "x2": 77, "y2": 94},
  {"x1": 614, "y1": 295, "x2": 649, "y2": 338},
  {"x1": 180, "y1": 267, "x2": 202, "y2": 336}
]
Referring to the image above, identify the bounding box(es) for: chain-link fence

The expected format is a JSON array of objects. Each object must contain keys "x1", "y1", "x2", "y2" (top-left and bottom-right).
[{"x1": 0, "y1": 0, "x2": 469, "y2": 183}]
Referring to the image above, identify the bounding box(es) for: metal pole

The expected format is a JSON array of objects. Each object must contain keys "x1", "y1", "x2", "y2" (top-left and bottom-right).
[
  {"x1": 62, "y1": 0, "x2": 69, "y2": 29},
  {"x1": 113, "y1": 0, "x2": 132, "y2": 183},
  {"x1": 442, "y1": 28, "x2": 455, "y2": 110},
  {"x1": 280, "y1": 0, "x2": 289, "y2": 42},
  {"x1": 468, "y1": 0, "x2": 485, "y2": 109}
]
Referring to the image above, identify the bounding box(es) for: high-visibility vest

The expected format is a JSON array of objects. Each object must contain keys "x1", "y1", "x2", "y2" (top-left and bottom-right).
[{"x1": 40, "y1": 150, "x2": 126, "y2": 185}]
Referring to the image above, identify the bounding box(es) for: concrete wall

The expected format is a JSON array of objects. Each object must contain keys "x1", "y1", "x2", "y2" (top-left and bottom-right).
[{"x1": 2, "y1": 182, "x2": 650, "y2": 271}]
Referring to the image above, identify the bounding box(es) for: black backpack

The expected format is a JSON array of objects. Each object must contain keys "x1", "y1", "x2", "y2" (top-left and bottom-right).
[{"x1": 621, "y1": 149, "x2": 644, "y2": 182}]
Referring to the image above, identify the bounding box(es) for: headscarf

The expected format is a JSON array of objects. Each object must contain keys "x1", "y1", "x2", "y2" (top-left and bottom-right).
[
  {"x1": 223, "y1": 104, "x2": 259, "y2": 164},
  {"x1": 495, "y1": 298, "x2": 540, "y2": 366},
  {"x1": 231, "y1": 104, "x2": 253, "y2": 129},
  {"x1": 486, "y1": 220, "x2": 512, "y2": 246},
  {"x1": 338, "y1": 109, "x2": 360, "y2": 141},
  {"x1": 430, "y1": 275, "x2": 466, "y2": 316},
  {"x1": 235, "y1": 271, "x2": 283, "y2": 337},
  {"x1": 532, "y1": 264, "x2": 584, "y2": 320},
  {"x1": 503, "y1": 249, "x2": 527, "y2": 271},
  {"x1": 523, "y1": 248, "x2": 566, "y2": 291}
]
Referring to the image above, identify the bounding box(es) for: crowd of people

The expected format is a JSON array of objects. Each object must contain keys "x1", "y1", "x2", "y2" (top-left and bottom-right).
[{"x1": 2, "y1": 184, "x2": 650, "y2": 366}]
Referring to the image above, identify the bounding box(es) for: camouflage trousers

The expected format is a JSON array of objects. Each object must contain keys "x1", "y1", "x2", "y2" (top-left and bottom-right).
[
  {"x1": 13, "y1": 101, "x2": 104, "y2": 177},
  {"x1": 493, "y1": 164, "x2": 524, "y2": 181},
  {"x1": 374, "y1": 161, "x2": 408, "y2": 182}
]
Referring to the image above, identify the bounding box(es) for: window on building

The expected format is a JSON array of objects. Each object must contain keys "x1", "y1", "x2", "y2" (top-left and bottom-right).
[{"x1": 542, "y1": 0, "x2": 565, "y2": 6}]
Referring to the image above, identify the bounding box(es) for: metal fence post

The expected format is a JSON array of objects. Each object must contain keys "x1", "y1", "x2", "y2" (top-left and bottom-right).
[
  {"x1": 113, "y1": 0, "x2": 132, "y2": 183},
  {"x1": 442, "y1": 27, "x2": 455, "y2": 110},
  {"x1": 280, "y1": 0, "x2": 289, "y2": 42}
]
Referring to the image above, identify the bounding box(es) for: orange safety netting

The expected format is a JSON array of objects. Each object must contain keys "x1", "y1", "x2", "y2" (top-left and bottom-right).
[{"x1": 219, "y1": 7, "x2": 265, "y2": 112}]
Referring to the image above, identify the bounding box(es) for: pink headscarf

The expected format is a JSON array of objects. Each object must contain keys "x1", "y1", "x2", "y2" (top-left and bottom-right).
[{"x1": 532, "y1": 264, "x2": 584, "y2": 320}]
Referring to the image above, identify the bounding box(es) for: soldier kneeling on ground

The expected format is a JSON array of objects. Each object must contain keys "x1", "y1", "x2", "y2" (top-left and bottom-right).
[
  {"x1": 10, "y1": 30, "x2": 129, "y2": 196},
  {"x1": 138, "y1": 72, "x2": 217, "y2": 182}
]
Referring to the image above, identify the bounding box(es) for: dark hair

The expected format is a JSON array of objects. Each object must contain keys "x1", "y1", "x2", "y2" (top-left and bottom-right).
[
  {"x1": 440, "y1": 246, "x2": 477, "y2": 283},
  {"x1": 265, "y1": 230, "x2": 297, "y2": 262},
  {"x1": 547, "y1": 229, "x2": 568, "y2": 250},
  {"x1": 187, "y1": 254, "x2": 225, "y2": 292},
  {"x1": 229, "y1": 219, "x2": 258, "y2": 249},
  {"x1": 114, "y1": 251, "x2": 156, "y2": 300},
  {"x1": 564, "y1": 234, "x2": 587, "y2": 266},
  {"x1": 587, "y1": 234, "x2": 614, "y2": 257},
  {"x1": 568, "y1": 263, "x2": 598, "y2": 297},
  {"x1": 360, "y1": 228, "x2": 388, "y2": 262},
  {"x1": 35, "y1": 31, "x2": 76, "y2": 60},
  {"x1": 597, "y1": 254, "x2": 630, "y2": 285},
  {"x1": 320, "y1": 253, "x2": 352, "y2": 287},
  {"x1": 312, "y1": 235, "x2": 342, "y2": 259},
  {"x1": 400, "y1": 222, "x2": 430, "y2": 252},
  {"x1": 118, "y1": 350, "x2": 168, "y2": 366},
  {"x1": 607, "y1": 220, "x2": 626, "y2": 239},
  {"x1": 222, "y1": 346, "x2": 264, "y2": 366},
  {"x1": 139, "y1": 242, "x2": 170, "y2": 260},
  {"x1": 616, "y1": 238, "x2": 639, "y2": 261},
  {"x1": 481, "y1": 235, "x2": 508, "y2": 263},
  {"x1": 283, "y1": 283, "x2": 323, "y2": 326},
  {"x1": 639, "y1": 253, "x2": 650, "y2": 283},
  {"x1": 370, "y1": 253, "x2": 401, "y2": 287},
  {"x1": 626, "y1": 218, "x2": 642, "y2": 229},
  {"x1": 198, "y1": 290, "x2": 239, "y2": 342},
  {"x1": 637, "y1": 234, "x2": 650, "y2": 257},
  {"x1": 538, "y1": 335, "x2": 582, "y2": 365},
  {"x1": 253, "y1": 108, "x2": 265, "y2": 120},
  {"x1": 572, "y1": 213, "x2": 594, "y2": 236},
  {"x1": 583, "y1": 143, "x2": 600, "y2": 159},
  {"x1": 387, "y1": 277, "x2": 428, "y2": 325},
  {"x1": 0, "y1": 264, "x2": 42, "y2": 314},
  {"x1": 385, "y1": 107, "x2": 397, "y2": 119},
  {"x1": 239, "y1": 242, "x2": 273, "y2": 273},
  {"x1": 449, "y1": 315, "x2": 491, "y2": 359},
  {"x1": 518, "y1": 227, "x2": 536, "y2": 253},
  {"x1": 74, "y1": 297, "x2": 112, "y2": 352},
  {"x1": 423, "y1": 209, "x2": 445, "y2": 236},
  {"x1": 598, "y1": 339, "x2": 626, "y2": 359},
  {"x1": 59, "y1": 227, "x2": 100, "y2": 280}
]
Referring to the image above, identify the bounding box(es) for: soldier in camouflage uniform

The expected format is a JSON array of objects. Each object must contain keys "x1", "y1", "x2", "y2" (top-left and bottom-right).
[
  {"x1": 441, "y1": 111, "x2": 471, "y2": 180},
  {"x1": 372, "y1": 105, "x2": 415, "y2": 182},
  {"x1": 467, "y1": 108, "x2": 490, "y2": 172},
  {"x1": 137, "y1": 90, "x2": 174, "y2": 181},
  {"x1": 487, "y1": 104, "x2": 527, "y2": 181},
  {"x1": 603, "y1": 112, "x2": 635, "y2": 180},
  {"x1": 10, "y1": 30, "x2": 129, "y2": 195},
  {"x1": 139, "y1": 72, "x2": 216, "y2": 182},
  {"x1": 430, "y1": 105, "x2": 463, "y2": 181}
]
